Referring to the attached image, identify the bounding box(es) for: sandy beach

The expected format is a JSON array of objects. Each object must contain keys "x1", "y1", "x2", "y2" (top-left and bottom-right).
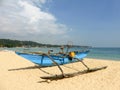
[{"x1": 0, "y1": 50, "x2": 120, "y2": 90}]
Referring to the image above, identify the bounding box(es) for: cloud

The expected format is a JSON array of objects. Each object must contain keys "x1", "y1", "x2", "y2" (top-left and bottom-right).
[
  {"x1": 0, "y1": 0, "x2": 69, "y2": 44},
  {"x1": 19, "y1": 0, "x2": 55, "y2": 23}
]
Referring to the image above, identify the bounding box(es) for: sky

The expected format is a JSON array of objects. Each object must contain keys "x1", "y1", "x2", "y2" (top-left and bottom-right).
[{"x1": 0, "y1": 0, "x2": 120, "y2": 47}]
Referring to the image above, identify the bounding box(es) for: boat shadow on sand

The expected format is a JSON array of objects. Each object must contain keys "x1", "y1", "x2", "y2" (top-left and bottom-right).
[{"x1": 8, "y1": 65, "x2": 107, "y2": 83}]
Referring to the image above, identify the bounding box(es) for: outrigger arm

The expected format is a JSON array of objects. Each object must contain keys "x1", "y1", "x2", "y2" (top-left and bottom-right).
[
  {"x1": 41, "y1": 53, "x2": 89, "y2": 78},
  {"x1": 43, "y1": 53, "x2": 65, "y2": 77},
  {"x1": 75, "y1": 58, "x2": 90, "y2": 70}
]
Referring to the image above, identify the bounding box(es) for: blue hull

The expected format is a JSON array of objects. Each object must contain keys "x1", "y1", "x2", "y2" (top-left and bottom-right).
[{"x1": 16, "y1": 50, "x2": 89, "y2": 67}]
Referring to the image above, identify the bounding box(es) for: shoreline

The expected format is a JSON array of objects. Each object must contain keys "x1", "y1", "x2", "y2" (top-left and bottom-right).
[
  {"x1": 0, "y1": 47, "x2": 120, "y2": 61},
  {"x1": 0, "y1": 51, "x2": 120, "y2": 90},
  {"x1": 86, "y1": 57, "x2": 120, "y2": 62}
]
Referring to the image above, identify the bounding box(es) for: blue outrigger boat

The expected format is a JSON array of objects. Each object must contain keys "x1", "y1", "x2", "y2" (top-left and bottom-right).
[
  {"x1": 16, "y1": 46, "x2": 107, "y2": 80},
  {"x1": 16, "y1": 50, "x2": 89, "y2": 67}
]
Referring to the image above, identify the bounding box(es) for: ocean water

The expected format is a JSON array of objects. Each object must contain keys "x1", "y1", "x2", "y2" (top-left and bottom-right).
[
  {"x1": 0, "y1": 47, "x2": 120, "y2": 61},
  {"x1": 87, "y1": 47, "x2": 120, "y2": 61}
]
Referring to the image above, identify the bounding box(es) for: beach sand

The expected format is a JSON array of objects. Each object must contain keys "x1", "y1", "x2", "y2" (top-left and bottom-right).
[{"x1": 0, "y1": 50, "x2": 120, "y2": 90}]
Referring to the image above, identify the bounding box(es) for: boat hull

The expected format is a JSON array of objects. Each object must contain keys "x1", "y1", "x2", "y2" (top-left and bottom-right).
[{"x1": 16, "y1": 50, "x2": 89, "y2": 67}]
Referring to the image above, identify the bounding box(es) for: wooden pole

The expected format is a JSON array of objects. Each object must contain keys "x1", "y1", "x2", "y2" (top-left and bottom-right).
[
  {"x1": 75, "y1": 58, "x2": 90, "y2": 70},
  {"x1": 43, "y1": 53, "x2": 64, "y2": 77}
]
